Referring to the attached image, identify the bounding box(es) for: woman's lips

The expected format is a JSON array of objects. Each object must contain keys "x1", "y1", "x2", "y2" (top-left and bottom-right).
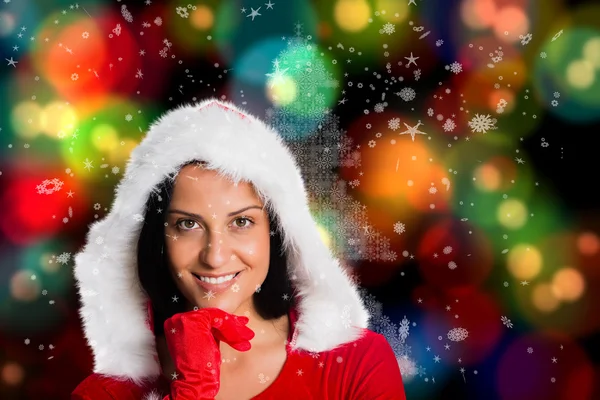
[{"x1": 193, "y1": 271, "x2": 242, "y2": 294}]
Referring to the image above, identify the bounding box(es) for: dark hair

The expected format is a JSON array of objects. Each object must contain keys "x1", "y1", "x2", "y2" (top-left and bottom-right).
[{"x1": 137, "y1": 167, "x2": 294, "y2": 336}]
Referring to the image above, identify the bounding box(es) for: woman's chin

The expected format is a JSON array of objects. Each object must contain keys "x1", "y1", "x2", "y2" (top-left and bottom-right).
[{"x1": 193, "y1": 294, "x2": 241, "y2": 315}]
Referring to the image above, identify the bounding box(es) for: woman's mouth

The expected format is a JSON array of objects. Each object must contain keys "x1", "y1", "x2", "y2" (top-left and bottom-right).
[{"x1": 192, "y1": 271, "x2": 242, "y2": 293}]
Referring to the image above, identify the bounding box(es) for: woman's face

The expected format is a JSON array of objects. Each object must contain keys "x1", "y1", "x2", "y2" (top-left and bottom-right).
[{"x1": 164, "y1": 164, "x2": 271, "y2": 315}]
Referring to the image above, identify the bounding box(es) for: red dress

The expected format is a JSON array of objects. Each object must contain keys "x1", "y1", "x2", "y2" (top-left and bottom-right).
[{"x1": 72, "y1": 307, "x2": 406, "y2": 399}]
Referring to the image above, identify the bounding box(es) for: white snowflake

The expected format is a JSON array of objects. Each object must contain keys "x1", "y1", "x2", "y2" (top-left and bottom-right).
[
  {"x1": 176, "y1": 6, "x2": 189, "y2": 18},
  {"x1": 540, "y1": 51, "x2": 547, "y2": 58},
  {"x1": 527, "y1": 347, "x2": 533, "y2": 354},
  {"x1": 501, "y1": 316, "x2": 513, "y2": 328},
  {"x1": 448, "y1": 261, "x2": 457, "y2": 270},
  {"x1": 125, "y1": 114, "x2": 133, "y2": 122},
  {"x1": 468, "y1": 114, "x2": 497, "y2": 133},
  {"x1": 427, "y1": 108, "x2": 434, "y2": 117},
  {"x1": 448, "y1": 62, "x2": 462, "y2": 74},
  {"x1": 374, "y1": 103, "x2": 385, "y2": 113},
  {"x1": 399, "y1": 316, "x2": 410, "y2": 341},
  {"x1": 413, "y1": 69, "x2": 421, "y2": 81},
  {"x1": 442, "y1": 118, "x2": 456, "y2": 132},
  {"x1": 393, "y1": 222, "x2": 406, "y2": 235},
  {"x1": 388, "y1": 117, "x2": 401, "y2": 131},
  {"x1": 380, "y1": 23, "x2": 395, "y2": 35},
  {"x1": 447, "y1": 327, "x2": 469, "y2": 342},
  {"x1": 519, "y1": 33, "x2": 532, "y2": 45},
  {"x1": 56, "y1": 252, "x2": 71, "y2": 265},
  {"x1": 435, "y1": 39, "x2": 444, "y2": 47},
  {"x1": 398, "y1": 87, "x2": 416, "y2": 102},
  {"x1": 443, "y1": 245, "x2": 453, "y2": 254}
]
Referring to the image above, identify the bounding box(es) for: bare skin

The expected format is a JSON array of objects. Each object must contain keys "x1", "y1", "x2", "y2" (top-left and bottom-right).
[{"x1": 158, "y1": 163, "x2": 290, "y2": 398}]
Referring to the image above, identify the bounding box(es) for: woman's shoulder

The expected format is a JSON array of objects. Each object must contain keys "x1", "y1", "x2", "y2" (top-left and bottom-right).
[{"x1": 71, "y1": 373, "x2": 164, "y2": 400}]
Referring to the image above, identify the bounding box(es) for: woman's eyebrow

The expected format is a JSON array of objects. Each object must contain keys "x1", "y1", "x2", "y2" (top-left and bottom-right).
[{"x1": 167, "y1": 205, "x2": 263, "y2": 221}]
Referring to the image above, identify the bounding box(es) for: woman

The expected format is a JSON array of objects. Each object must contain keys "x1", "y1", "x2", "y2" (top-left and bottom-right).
[{"x1": 71, "y1": 99, "x2": 406, "y2": 399}]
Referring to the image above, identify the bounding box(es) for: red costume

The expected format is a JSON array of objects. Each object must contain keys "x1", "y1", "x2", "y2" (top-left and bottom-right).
[{"x1": 72, "y1": 305, "x2": 405, "y2": 399}]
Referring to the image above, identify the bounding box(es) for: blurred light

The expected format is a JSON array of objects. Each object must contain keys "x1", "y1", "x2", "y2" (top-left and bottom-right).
[
  {"x1": 582, "y1": 37, "x2": 600, "y2": 69},
  {"x1": 552, "y1": 267, "x2": 585, "y2": 302},
  {"x1": 473, "y1": 163, "x2": 501, "y2": 191},
  {"x1": 0, "y1": 12, "x2": 16, "y2": 37},
  {"x1": 190, "y1": 5, "x2": 214, "y2": 30},
  {"x1": 1, "y1": 362, "x2": 24, "y2": 386},
  {"x1": 488, "y1": 88, "x2": 515, "y2": 113},
  {"x1": 10, "y1": 270, "x2": 41, "y2": 302},
  {"x1": 461, "y1": 0, "x2": 497, "y2": 30},
  {"x1": 507, "y1": 244, "x2": 542, "y2": 280},
  {"x1": 376, "y1": 0, "x2": 409, "y2": 23},
  {"x1": 577, "y1": 231, "x2": 599, "y2": 255},
  {"x1": 42, "y1": 252, "x2": 61, "y2": 274},
  {"x1": 91, "y1": 124, "x2": 120, "y2": 152},
  {"x1": 11, "y1": 101, "x2": 44, "y2": 139},
  {"x1": 12, "y1": 101, "x2": 78, "y2": 140},
  {"x1": 44, "y1": 101, "x2": 77, "y2": 138},
  {"x1": 566, "y1": 59, "x2": 596, "y2": 89},
  {"x1": 334, "y1": 0, "x2": 371, "y2": 32},
  {"x1": 316, "y1": 224, "x2": 332, "y2": 249},
  {"x1": 266, "y1": 75, "x2": 298, "y2": 106},
  {"x1": 493, "y1": 7, "x2": 529, "y2": 43},
  {"x1": 532, "y1": 282, "x2": 560, "y2": 313},
  {"x1": 497, "y1": 198, "x2": 528, "y2": 229}
]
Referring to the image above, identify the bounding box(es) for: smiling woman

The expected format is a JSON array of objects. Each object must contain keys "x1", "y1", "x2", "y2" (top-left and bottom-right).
[{"x1": 70, "y1": 99, "x2": 406, "y2": 399}]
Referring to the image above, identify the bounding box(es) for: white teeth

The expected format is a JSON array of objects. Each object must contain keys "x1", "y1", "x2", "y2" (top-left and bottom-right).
[{"x1": 199, "y1": 273, "x2": 236, "y2": 284}]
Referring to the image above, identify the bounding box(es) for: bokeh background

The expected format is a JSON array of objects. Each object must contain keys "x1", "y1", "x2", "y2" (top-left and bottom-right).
[{"x1": 1, "y1": 0, "x2": 600, "y2": 399}]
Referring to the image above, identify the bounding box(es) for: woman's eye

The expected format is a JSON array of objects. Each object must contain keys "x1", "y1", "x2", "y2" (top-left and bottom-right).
[
  {"x1": 177, "y1": 220, "x2": 199, "y2": 230},
  {"x1": 234, "y1": 217, "x2": 253, "y2": 229}
]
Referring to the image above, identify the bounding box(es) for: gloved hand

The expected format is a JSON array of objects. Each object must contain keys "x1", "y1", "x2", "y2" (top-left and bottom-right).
[{"x1": 162, "y1": 308, "x2": 255, "y2": 400}]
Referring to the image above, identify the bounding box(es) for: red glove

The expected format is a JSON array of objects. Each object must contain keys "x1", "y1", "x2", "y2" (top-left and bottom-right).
[{"x1": 162, "y1": 308, "x2": 255, "y2": 400}]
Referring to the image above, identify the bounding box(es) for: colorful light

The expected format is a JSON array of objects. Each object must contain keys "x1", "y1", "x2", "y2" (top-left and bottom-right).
[
  {"x1": 531, "y1": 282, "x2": 560, "y2": 313},
  {"x1": 334, "y1": 0, "x2": 371, "y2": 32},
  {"x1": 507, "y1": 244, "x2": 542, "y2": 280},
  {"x1": 551, "y1": 267, "x2": 585, "y2": 303},
  {"x1": 497, "y1": 198, "x2": 528, "y2": 229}
]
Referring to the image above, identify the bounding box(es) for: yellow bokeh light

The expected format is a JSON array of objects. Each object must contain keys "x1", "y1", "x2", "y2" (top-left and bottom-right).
[
  {"x1": 582, "y1": 37, "x2": 600, "y2": 69},
  {"x1": 552, "y1": 267, "x2": 585, "y2": 302},
  {"x1": 376, "y1": 0, "x2": 409, "y2": 23},
  {"x1": 191, "y1": 5, "x2": 214, "y2": 30},
  {"x1": 317, "y1": 225, "x2": 332, "y2": 249},
  {"x1": 11, "y1": 101, "x2": 44, "y2": 139},
  {"x1": 532, "y1": 282, "x2": 560, "y2": 313},
  {"x1": 91, "y1": 124, "x2": 120, "y2": 152},
  {"x1": 473, "y1": 163, "x2": 501, "y2": 191},
  {"x1": 43, "y1": 101, "x2": 77, "y2": 138},
  {"x1": 497, "y1": 198, "x2": 528, "y2": 229},
  {"x1": 111, "y1": 138, "x2": 138, "y2": 165},
  {"x1": 566, "y1": 59, "x2": 595, "y2": 89},
  {"x1": 507, "y1": 244, "x2": 542, "y2": 280},
  {"x1": 334, "y1": 0, "x2": 371, "y2": 32},
  {"x1": 266, "y1": 75, "x2": 297, "y2": 106}
]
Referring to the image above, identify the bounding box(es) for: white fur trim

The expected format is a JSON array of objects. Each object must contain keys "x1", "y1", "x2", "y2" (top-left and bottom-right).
[
  {"x1": 73, "y1": 98, "x2": 370, "y2": 382},
  {"x1": 143, "y1": 390, "x2": 163, "y2": 400}
]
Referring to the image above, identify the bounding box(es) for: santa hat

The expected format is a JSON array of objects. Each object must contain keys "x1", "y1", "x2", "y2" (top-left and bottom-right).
[{"x1": 73, "y1": 98, "x2": 370, "y2": 384}]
